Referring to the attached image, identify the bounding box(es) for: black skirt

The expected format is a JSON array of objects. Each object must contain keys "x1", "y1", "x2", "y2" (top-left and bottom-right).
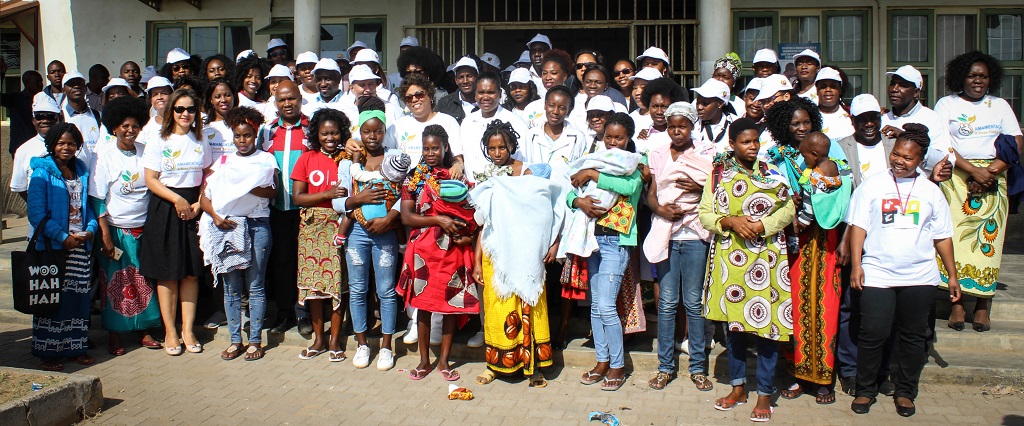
[{"x1": 138, "y1": 186, "x2": 203, "y2": 281}]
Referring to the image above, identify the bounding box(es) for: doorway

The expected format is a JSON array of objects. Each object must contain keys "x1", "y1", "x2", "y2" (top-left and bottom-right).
[{"x1": 482, "y1": 27, "x2": 631, "y2": 70}]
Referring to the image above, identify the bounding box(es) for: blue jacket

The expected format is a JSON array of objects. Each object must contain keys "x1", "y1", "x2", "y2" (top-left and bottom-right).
[
  {"x1": 27, "y1": 155, "x2": 97, "y2": 251},
  {"x1": 996, "y1": 134, "x2": 1024, "y2": 214}
]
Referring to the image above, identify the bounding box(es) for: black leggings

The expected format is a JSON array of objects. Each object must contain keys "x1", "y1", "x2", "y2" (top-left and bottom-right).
[{"x1": 855, "y1": 285, "x2": 935, "y2": 400}]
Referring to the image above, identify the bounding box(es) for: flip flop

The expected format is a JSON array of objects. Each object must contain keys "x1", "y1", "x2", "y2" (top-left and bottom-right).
[
  {"x1": 409, "y1": 367, "x2": 433, "y2": 380},
  {"x1": 440, "y1": 369, "x2": 461, "y2": 381},
  {"x1": 328, "y1": 350, "x2": 347, "y2": 362},
  {"x1": 580, "y1": 370, "x2": 603, "y2": 385},
  {"x1": 244, "y1": 344, "x2": 265, "y2": 361},
  {"x1": 299, "y1": 347, "x2": 325, "y2": 360},
  {"x1": 714, "y1": 397, "x2": 747, "y2": 411},
  {"x1": 750, "y1": 406, "x2": 774, "y2": 422}
]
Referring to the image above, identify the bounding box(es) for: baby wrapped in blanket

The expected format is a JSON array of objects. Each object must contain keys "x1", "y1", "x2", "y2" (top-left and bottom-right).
[{"x1": 557, "y1": 148, "x2": 643, "y2": 258}]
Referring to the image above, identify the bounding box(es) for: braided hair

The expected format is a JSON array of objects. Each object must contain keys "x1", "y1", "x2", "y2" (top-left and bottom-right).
[
  {"x1": 422, "y1": 124, "x2": 455, "y2": 167},
  {"x1": 357, "y1": 95, "x2": 386, "y2": 113},
  {"x1": 897, "y1": 123, "x2": 931, "y2": 157},
  {"x1": 480, "y1": 120, "x2": 520, "y2": 162}
]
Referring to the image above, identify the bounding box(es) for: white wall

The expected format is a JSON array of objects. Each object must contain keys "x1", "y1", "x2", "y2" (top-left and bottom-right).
[{"x1": 53, "y1": 0, "x2": 415, "y2": 74}]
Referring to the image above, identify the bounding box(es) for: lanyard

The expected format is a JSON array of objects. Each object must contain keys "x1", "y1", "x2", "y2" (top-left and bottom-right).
[
  {"x1": 891, "y1": 171, "x2": 917, "y2": 215},
  {"x1": 703, "y1": 118, "x2": 730, "y2": 144}
]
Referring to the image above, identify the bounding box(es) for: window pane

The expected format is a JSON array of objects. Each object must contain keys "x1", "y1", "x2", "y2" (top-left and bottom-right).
[
  {"x1": 321, "y1": 24, "x2": 348, "y2": 61},
  {"x1": 156, "y1": 26, "x2": 184, "y2": 68},
  {"x1": 993, "y1": 74, "x2": 1022, "y2": 124},
  {"x1": 937, "y1": 15, "x2": 975, "y2": 96},
  {"x1": 1, "y1": 30, "x2": 21, "y2": 69},
  {"x1": 987, "y1": 14, "x2": 1023, "y2": 61},
  {"x1": 892, "y1": 15, "x2": 929, "y2": 62},
  {"x1": 223, "y1": 25, "x2": 251, "y2": 61},
  {"x1": 828, "y1": 15, "x2": 863, "y2": 62},
  {"x1": 843, "y1": 74, "x2": 864, "y2": 105},
  {"x1": 352, "y1": 21, "x2": 384, "y2": 59},
  {"x1": 738, "y1": 17, "x2": 773, "y2": 63},
  {"x1": 780, "y1": 16, "x2": 819, "y2": 44},
  {"x1": 189, "y1": 27, "x2": 219, "y2": 59}
]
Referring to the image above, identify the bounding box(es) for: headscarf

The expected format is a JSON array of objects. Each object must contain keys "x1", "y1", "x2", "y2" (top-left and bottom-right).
[
  {"x1": 664, "y1": 101, "x2": 697, "y2": 125},
  {"x1": 358, "y1": 109, "x2": 386, "y2": 128},
  {"x1": 714, "y1": 52, "x2": 743, "y2": 82}
]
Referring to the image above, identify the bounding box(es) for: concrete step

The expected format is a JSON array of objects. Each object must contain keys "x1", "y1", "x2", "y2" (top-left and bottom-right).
[{"x1": 933, "y1": 320, "x2": 1024, "y2": 352}]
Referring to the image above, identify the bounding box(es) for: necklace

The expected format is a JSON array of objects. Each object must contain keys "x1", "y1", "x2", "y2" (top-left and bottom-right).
[
  {"x1": 118, "y1": 145, "x2": 137, "y2": 157},
  {"x1": 321, "y1": 147, "x2": 350, "y2": 163}
]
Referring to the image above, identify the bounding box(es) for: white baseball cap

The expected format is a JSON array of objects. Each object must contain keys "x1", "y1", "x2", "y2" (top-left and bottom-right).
[
  {"x1": 508, "y1": 68, "x2": 532, "y2": 84},
  {"x1": 61, "y1": 70, "x2": 85, "y2": 85},
  {"x1": 753, "y1": 74, "x2": 794, "y2": 102},
  {"x1": 743, "y1": 77, "x2": 765, "y2": 93},
  {"x1": 352, "y1": 49, "x2": 380, "y2": 64},
  {"x1": 585, "y1": 95, "x2": 615, "y2": 113},
  {"x1": 348, "y1": 40, "x2": 368, "y2": 53},
  {"x1": 32, "y1": 93, "x2": 60, "y2": 114},
  {"x1": 849, "y1": 94, "x2": 882, "y2": 117},
  {"x1": 752, "y1": 48, "x2": 779, "y2": 64},
  {"x1": 166, "y1": 48, "x2": 191, "y2": 64},
  {"x1": 527, "y1": 33, "x2": 552, "y2": 49},
  {"x1": 630, "y1": 67, "x2": 663, "y2": 82},
  {"x1": 101, "y1": 78, "x2": 132, "y2": 94},
  {"x1": 146, "y1": 76, "x2": 173, "y2": 94},
  {"x1": 348, "y1": 64, "x2": 379, "y2": 82},
  {"x1": 266, "y1": 64, "x2": 294, "y2": 81},
  {"x1": 267, "y1": 38, "x2": 288, "y2": 52},
  {"x1": 793, "y1": 48, "x2": 821, "y2": 65},
  {"x1": 691, "y1": 78, "x2": 731, "y2": 103},
  {"x1": 453, "y1": 56, "x2": 479, "y2": 73},
  {"x1": 515, "y1": 50, "x2": 531, "y2": 65},
  {"x1": 141, "y1": 66, "x2": 158, "y2": 84},
  {"x1": 636, "y1": 46, "x2": 670, "y2": 66},
  {"x1": 886, "y1": 65, "x2": 923, "y2": 89},
  {"x1": 236, "y1": 50, "x2": 256, "y2": 63},
  {"x1": 400, "y1": 36, "x2": 420, "y2": 48},
  {"x1": 312, "y1": 58, "x2": 341, "y2": 74},
  {"x1": 480, "y1": 53, "x2": 500, "y2": 69},
  {"x1": 814, "y1": 67, "x2": 842, "y2": 84},
  {"x1": 295, "y1": 51, "x2": 319, "y2": 65}
]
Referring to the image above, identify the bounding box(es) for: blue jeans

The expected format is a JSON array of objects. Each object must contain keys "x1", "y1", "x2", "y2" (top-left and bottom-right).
[
  {"x1": 223, "y1": 217, "x2": 271, "y2": 344},
  {"x1": 587, "y1": 235, "x2": 629, "y2": 369},
  {"x1": 655, "y1": 239, "x2": 710, "y2": 375},
  {"x1": 345, "y1": 223, "x2": 399, "y2": 335},
  {"x1": 726, "y1": 331, "x2": 778, "y2": 396}
]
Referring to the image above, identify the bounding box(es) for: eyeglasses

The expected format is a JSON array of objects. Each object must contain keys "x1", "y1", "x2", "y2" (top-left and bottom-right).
[
  {"x1": 268, "y1": 50, "x2": 288, "y2": 58},
  {"x1": 171, "y1": 63, "x2": 191, "y2": 72},
  {"x1": 405, "y1": 68, "x2": 425, "y2": 75},
  {"x1": 575, "y1": 62, "x2": 597, "y2": 70},
  {"x1": 613, "y1": 68, "x2": 634, "y2": 76},
  {"x1": 34, "y1": 112, "x2": 59, "y2": 121},
  {"x1": 404, "y1": 91, "x2": 427, "y2": 103},
  {"x1": 172, "y1": 105, "x2": 197, "y2": 114}
]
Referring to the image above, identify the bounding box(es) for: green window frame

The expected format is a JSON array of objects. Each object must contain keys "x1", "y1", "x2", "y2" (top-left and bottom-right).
[
  {"x1": 823, "y1": 10, "x2": 871, "y2": 104},
  {"x1": 889, "y1": 10, "x2": 934, "y2": 66},
  {"x1": 982, "y1": 9, "x2": 1024, "y2": 124},
  {"x1": 148, "y1": 21, "x2": 253, "y2": 68},
  {"x1": 220, "y1": 21, "x2": 253, "y2": 61},
  {"x1": 734, "y1": 11, "x2": 779, "y2": 71},
  {"x1": 350, "y1": 17, "x2": 387, "y2": 62}
]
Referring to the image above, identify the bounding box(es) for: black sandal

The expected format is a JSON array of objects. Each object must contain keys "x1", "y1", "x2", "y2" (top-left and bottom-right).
[{"x1": 815, "y1": 388, "x2": 836, "y2": 404}]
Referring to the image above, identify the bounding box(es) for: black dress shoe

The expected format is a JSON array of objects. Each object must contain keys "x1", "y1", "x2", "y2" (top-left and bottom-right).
[
  {"x1": 851, "y1": 397, "x2": 876, "y2": 414},
  {"x1": 973, "y1": 322, "x2": 991, "y2": 332},
  {"x1": 895, "y1": 399, "x2": 916, "y2": 417},
  {"x1": 297, "y1": 317, "x2": 313, "y2": 335},
  {"x1": 948, "y1": 321, "x2": 965, "y2": 331},
  {"x1": 270, "y1": 317, "x2": 297, "y2": 334}
]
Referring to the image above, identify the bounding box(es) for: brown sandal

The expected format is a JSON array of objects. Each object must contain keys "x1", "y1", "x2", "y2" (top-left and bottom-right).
[
  {"x1": 691, "y1": 373, "x2": 714, "y2": 391},
  {"x1": 221, "y1": 343, "x2": 245, "y2": 361},
  {"x1": 648, "y1": 371, "x2": 674, "y2": 390},
  {"x1": 244, "y1": 344, "x2": 264, "y2": 361}
]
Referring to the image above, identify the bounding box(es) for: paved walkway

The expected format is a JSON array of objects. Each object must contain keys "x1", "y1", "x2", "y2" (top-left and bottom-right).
[{"x1": 0, "y1": 323, "x2": 1020, "y2": 425}]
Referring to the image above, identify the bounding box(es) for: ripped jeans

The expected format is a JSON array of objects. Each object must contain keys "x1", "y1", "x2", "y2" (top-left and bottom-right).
[{"x1": 345, "y1": 222, "x2": 399, "y2": 335}]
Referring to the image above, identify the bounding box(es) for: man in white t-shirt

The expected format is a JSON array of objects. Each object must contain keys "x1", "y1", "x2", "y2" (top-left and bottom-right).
[
  {"x1": 526, "y1": 34, "x2": 552, "y2": 98},
  {"x1": 294, "y1": 51, "x2": 321, "y2": 104},
  {"x1": 881, "y1": 65, "x2": 953, "y2": 168},
  {"x1": 59, "y1": 71, "x2": 102, "y2": 165},
  {"x1": 301, "y1": 58, "x2": 358, "y2": 126},
  {"x1": 11, "y1": 95, "x2": 61, "y2": 201}
]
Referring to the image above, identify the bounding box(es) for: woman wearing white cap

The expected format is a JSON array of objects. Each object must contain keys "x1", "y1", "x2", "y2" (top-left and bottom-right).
[
  {"x1": 636, "y1": 46, "x2": 671, "y2": 77},
  {"x1": 792, "y1": 49, "x2": 822, "y2": 104},
  {"x1": 293, "y1": 52, "x2": 320, "y2": 103},
  {"x1": 137, "y1": 76, "x2": 173, "y2": 146},
  {"x1": 522, "y1": 49, "x2": 574, "y2": 128},
  {"x1": 691, "y1": 78, "x2": 739, "y2": 154},
  {"x1": 815, "y1": 67, "x2": 854, "y2": 141},
  {"x1": 740, "y1": 78, "x2": 766, "y2": 122},
  {"x1": 502, "y1": 68, "x2": 540, "y2": 124},
  {"x1": 581, "y1": 95, "x2": 615, "y2": 151},
  {"x1": 256, "y1": 64, "x2": 296, "y2": 123},
  {"x1": 233, "y1": 56, "x2": 268, "y2": 108},
  {"x1": 162, "y1": 48, "x2": 195, "y2": 81},
  {"x1": 751, "y1": 49, "x2": 781, "y2": 78}
]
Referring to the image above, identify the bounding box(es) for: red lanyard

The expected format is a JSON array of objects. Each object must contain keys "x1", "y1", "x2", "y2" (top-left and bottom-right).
[{"x1": 891, "y1": 171, "x2": 917, "y2": 215}]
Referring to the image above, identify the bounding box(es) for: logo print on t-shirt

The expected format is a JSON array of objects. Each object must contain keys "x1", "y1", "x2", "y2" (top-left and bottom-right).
[
  {"x1": 309, "y1": 170, "x2": 325, "y2": 187},
  {"x1": 956, "y1": 114, "x2": 976, "y2": 137},
  {"x1": 881, "y1": 198, "x2": 899, "y2": 224},
  {"x1": 161, "y1": 149, "x2": 181, "y2": 171},
  {"x1": 119, "y1": 171, "x2": 139, "y2": 195}
]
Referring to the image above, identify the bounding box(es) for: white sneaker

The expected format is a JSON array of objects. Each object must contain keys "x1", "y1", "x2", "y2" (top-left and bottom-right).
[
  {"x1": 376, "y1": 348, "x2": 395, "y2": 371},
  {"x1": 467, "y1": 331, "x2": 485, "y2": 348},
  {"x1": 429, "y1": 324, "x2": 442, "y2": 346},
  {"x1": 352, "y1": 345, "x2": 372, "y2": 369},
  {"x1": 678, "y1": 339, "x2": 689, "y2": 354},
  {"x1": 402, "y1": 320, "x2": 419, "y2": 344}
]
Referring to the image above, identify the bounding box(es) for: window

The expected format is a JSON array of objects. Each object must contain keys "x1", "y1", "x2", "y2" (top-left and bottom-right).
[
  {"x1": 736, "y1": 14, "x2": 775, "y2": 63},
  {"x1": 936, "y1": 15, "x2": 976, "y2": 96},
  {"x1": 780, "y1": 16, "x2": 819, "y2": 44},
  {"x1": 995, "y1": 75, "x2": 1022, "y2": 122},
  {"x1": 148, "y1": 21, "x2": 252, "y2": 67},
  {"x1": 891, "y1": 13, "x2": 930, "y2": 63},
  {"x1": 351, "y1": 18, "x2": 386, "y2": 61},
  {"x1": 320, "y1": 23, "x2": 348, "y2": 61},
  {"x1": 987, "y1": 12, "x2": 1023, "y2": 62},
  {"x1": 828, "y1": 15, "x2": 864, "y2": 63}
]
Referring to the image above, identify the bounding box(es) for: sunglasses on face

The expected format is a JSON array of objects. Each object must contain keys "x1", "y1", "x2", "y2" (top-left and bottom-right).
[
  {"x1": 614, "y1": 68, "x2": 634, "y2": 76},
  {"x1": 171, "y1": 63, "x2": 191, "y2": 72},
  {"x1": 575, "y1": 62, "x2": 597, "y2": 70},
  {"x1": 34, "y1": 112, "x2": 59, "y2": 121},
  {"x1": 404, "y1": 91, "x2": 427, "y2": 103},
  {"x1": 269, "y1": 50, "x2": 288, "y2": 58},
  {"x1": 172, "y1": 105, "x2": 197, "y2": 114}
]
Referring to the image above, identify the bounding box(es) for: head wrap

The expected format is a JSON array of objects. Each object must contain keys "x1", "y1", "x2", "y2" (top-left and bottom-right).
[
  {"x1": 714, "y1": 52, "x2": 743, "y2": 82},
  {"x1": 664, "y1": 101, "x2": 698, "y2": 125},
  {"x1": 358, "y1": 110, "x2": 386, "y2": 128},
  {"x1": 729, "y1": 117, "x2": 760, "y2": 141}
]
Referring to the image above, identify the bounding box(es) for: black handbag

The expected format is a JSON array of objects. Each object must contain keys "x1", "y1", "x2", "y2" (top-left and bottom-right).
[{"x1": 11, "y1": 217, "x2": 66, "y2": 316}]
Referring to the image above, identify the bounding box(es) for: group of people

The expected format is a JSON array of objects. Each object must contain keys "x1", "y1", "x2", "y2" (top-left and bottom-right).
[{"x1": 5, "y1": 31, "x2": 1022, "y2": 422}]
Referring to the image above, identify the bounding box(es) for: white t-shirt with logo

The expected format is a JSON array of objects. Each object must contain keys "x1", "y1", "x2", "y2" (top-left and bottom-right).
[
  {"x1": 386, "y1": 112, "x2": 462, "y2": 164},
  {"x1": 933, "y1": 94, "x2": 1023, "y2": 160},
  {"x1": 856, "y1": 142, "x2": 890, "y2": 181},
  {"x1": 89, "y1": 142, "x2": 149, "y2": 228},
  {"x1": 821, "y1": 109, "x2": 855, "y2": 141},
  {"x1": 846, "y1": 172, "x2": 953, "y2": 288},
  {"x1": 141, "y1": 133, "x2": 213, "y2": 188},
  {"x1": 208, "y1": 151, "x2": 279, "y2": 218},
  {"x1": 204, "y1": 120, "x2": 236, "y2": 162}
]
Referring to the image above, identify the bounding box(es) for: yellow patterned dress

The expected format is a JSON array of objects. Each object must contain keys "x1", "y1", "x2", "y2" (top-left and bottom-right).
[{"x1": 938, "y1": 163, "x2": 1006, "y2": 298}]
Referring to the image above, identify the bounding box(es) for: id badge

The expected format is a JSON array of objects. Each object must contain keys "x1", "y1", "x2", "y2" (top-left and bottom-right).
[{"x1": 894, "y1": 213, "x2": 916, "y2": 229}]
